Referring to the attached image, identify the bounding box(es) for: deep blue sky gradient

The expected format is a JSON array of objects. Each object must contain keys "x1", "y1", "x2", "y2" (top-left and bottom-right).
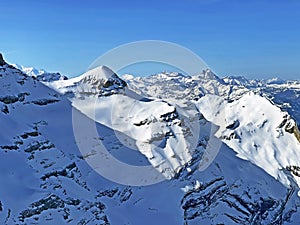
[{"x1": 1, "y1": 0, "x2": 300, "y2": 79}]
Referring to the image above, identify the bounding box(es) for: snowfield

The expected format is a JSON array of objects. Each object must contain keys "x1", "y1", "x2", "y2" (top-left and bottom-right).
[{"x1": 1, "y1": 56, "x2": 300, "y2": 224}]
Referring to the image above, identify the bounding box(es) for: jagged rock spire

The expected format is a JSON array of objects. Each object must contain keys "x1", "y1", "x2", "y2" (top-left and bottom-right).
[{"x1": 0, "y1": 53, "x2": 6, "y2": 66}]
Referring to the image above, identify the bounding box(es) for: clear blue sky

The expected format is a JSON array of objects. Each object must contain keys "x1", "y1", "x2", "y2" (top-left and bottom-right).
[{"x1": 1, "y1": 0, "x2": 300, "y2": 79}]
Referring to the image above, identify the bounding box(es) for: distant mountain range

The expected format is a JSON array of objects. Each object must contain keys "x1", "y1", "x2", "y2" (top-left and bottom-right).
[
  {"x1": 1, "y1": 53, "x2": 300, "y2": 225},
  {"x1": 12, "y1": 64, "x2": 67, "y2": 82}
]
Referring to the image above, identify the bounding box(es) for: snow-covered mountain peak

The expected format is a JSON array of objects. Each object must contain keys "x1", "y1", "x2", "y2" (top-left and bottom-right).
[
  {"x1": 266, "y1": 77, "x2": 286, "y2": 85},
  {"x1": 151, "y1": 71, "x2": 189, "y2": 80},
  {"x1": 222, "y1": 75, "x2": 253, "y2": 86},
  {"x1": 49, "y1": 65, "x2": 127, "y2": 98},
  {"x1": 12, "y1": 63, "x2": 67, "y2": 82},
  {"x1": 13, "y1": 64, "x2": 47, "y2": 77},
  {"x1": 73, "y1": 65, "x2": 126, "y2": 88},
  {"x1": 81, "y1": 65, "x2": 117, "y2": 81},
  {"x1": 201, "y1": 69, "x2": 219, "y2": 79}
]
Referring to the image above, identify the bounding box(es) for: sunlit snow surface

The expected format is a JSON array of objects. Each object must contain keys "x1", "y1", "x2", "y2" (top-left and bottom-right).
[
  {"x1": 197, "y1": 93, "x2": 300, "y2": 188},
  {"x1": 1, "y1": 64, "x2": 300, "y2": 224}
]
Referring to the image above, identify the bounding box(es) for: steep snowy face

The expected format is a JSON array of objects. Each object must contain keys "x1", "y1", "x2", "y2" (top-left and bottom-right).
[
  {"x1": 196, "y1": 93, "x2": 300, "y2": 188},
  {"x1": 12, "y1": 64, "x2": 67, "y2": 82}
]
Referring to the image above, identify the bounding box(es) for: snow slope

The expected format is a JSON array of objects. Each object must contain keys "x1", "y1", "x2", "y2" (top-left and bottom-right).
[
  {"x1": 52, "y1": 64, "x2": 300, "y2": 192},
  {"x1": 196, "y1": 93, "x2": 300, "y2": 188},
  {"x1": 122, "y1": 69, "x2": 300, "y2": 188},
  {"x1": 49, "y1": 66, "x2": 203, "y2": 180},
  {"x1": 1, "y1": 55, "x2": 300, "y2": 224},
  {"x1": 222, "y1": 75, "x2": 300, "y2": 123}
]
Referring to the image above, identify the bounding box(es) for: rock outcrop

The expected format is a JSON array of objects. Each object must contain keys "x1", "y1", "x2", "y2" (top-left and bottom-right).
[{"x1": 0, "y1": 53, "x2": 6, "y2": 66}]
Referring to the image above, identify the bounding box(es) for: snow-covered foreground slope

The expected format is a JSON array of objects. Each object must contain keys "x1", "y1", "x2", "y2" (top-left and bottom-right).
[{"x1": 1, "y1": 55, "x2": 300, "y2": 224}]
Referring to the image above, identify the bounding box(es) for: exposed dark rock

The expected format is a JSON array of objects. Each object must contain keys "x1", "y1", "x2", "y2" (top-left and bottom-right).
[
  {"x1": 0, "y1": 145, "x2": 19, "y2": 150},
  {"x1": 75, "y1": 70, "x2": 127, "y2": 98},
  {"x1": 0, "y1": 53, "x2": 6, "y2": 66},
  {"x1": 40, "y1": 162, "x2": 89, "y2": 191},
  {"x1": 160, "y1": 109, "x2": 178, "y2": 122},
  {"x1": 97, "y1": 188, "x2": 119, "y2": 198},
  {"x1": 20, "y1": 130, "x2": 39, "y2": 139},
  {"x1": 19, "y1": 195, "x2": 81, "y2": 222},
  {"x1": 41, "y1": 163, "x2": 76, "y2": 180},
  {"x1": 31, "y1": 98, "x2": 60, "y2": 105},
  {"x1": 226, "y1": 120, "x2": 240, "y2": 130},
  {"x1": 36, "y1": 72, "x2": 68, "y2": 82},
  {"x1": 181, "y1": 177, "x2": 297, "y2": 224},
  {"x1": 0, "y1": 95, "x2": 19, "y2": 104},
  {"x1": 19, "y1": 195, "x2": 64, "y2": 222},
  {"x1": 1, "y1": 104, "x2": 9, "y2": 114},
  {"x1": 286, "y1": 165, "x2": 300, "y2": 177},
  {"x1": 222, "y1": 131, "x2": 240, "y2": 140},
  {"x1": 24, "y1": 140, "x2": 55, "y2": 153},
  {"x1": 278, "y1": 115, "x2": 300, "y2": 143},
  {"x1": 119, "y1": 187, "x2": 133, "y2": 203},
  {"x1": 0, "y1": 93, "x2": 30, "y2": 104},
  {"x1": 288, "y1": 124, "x2": 300, "y2": 143}
]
